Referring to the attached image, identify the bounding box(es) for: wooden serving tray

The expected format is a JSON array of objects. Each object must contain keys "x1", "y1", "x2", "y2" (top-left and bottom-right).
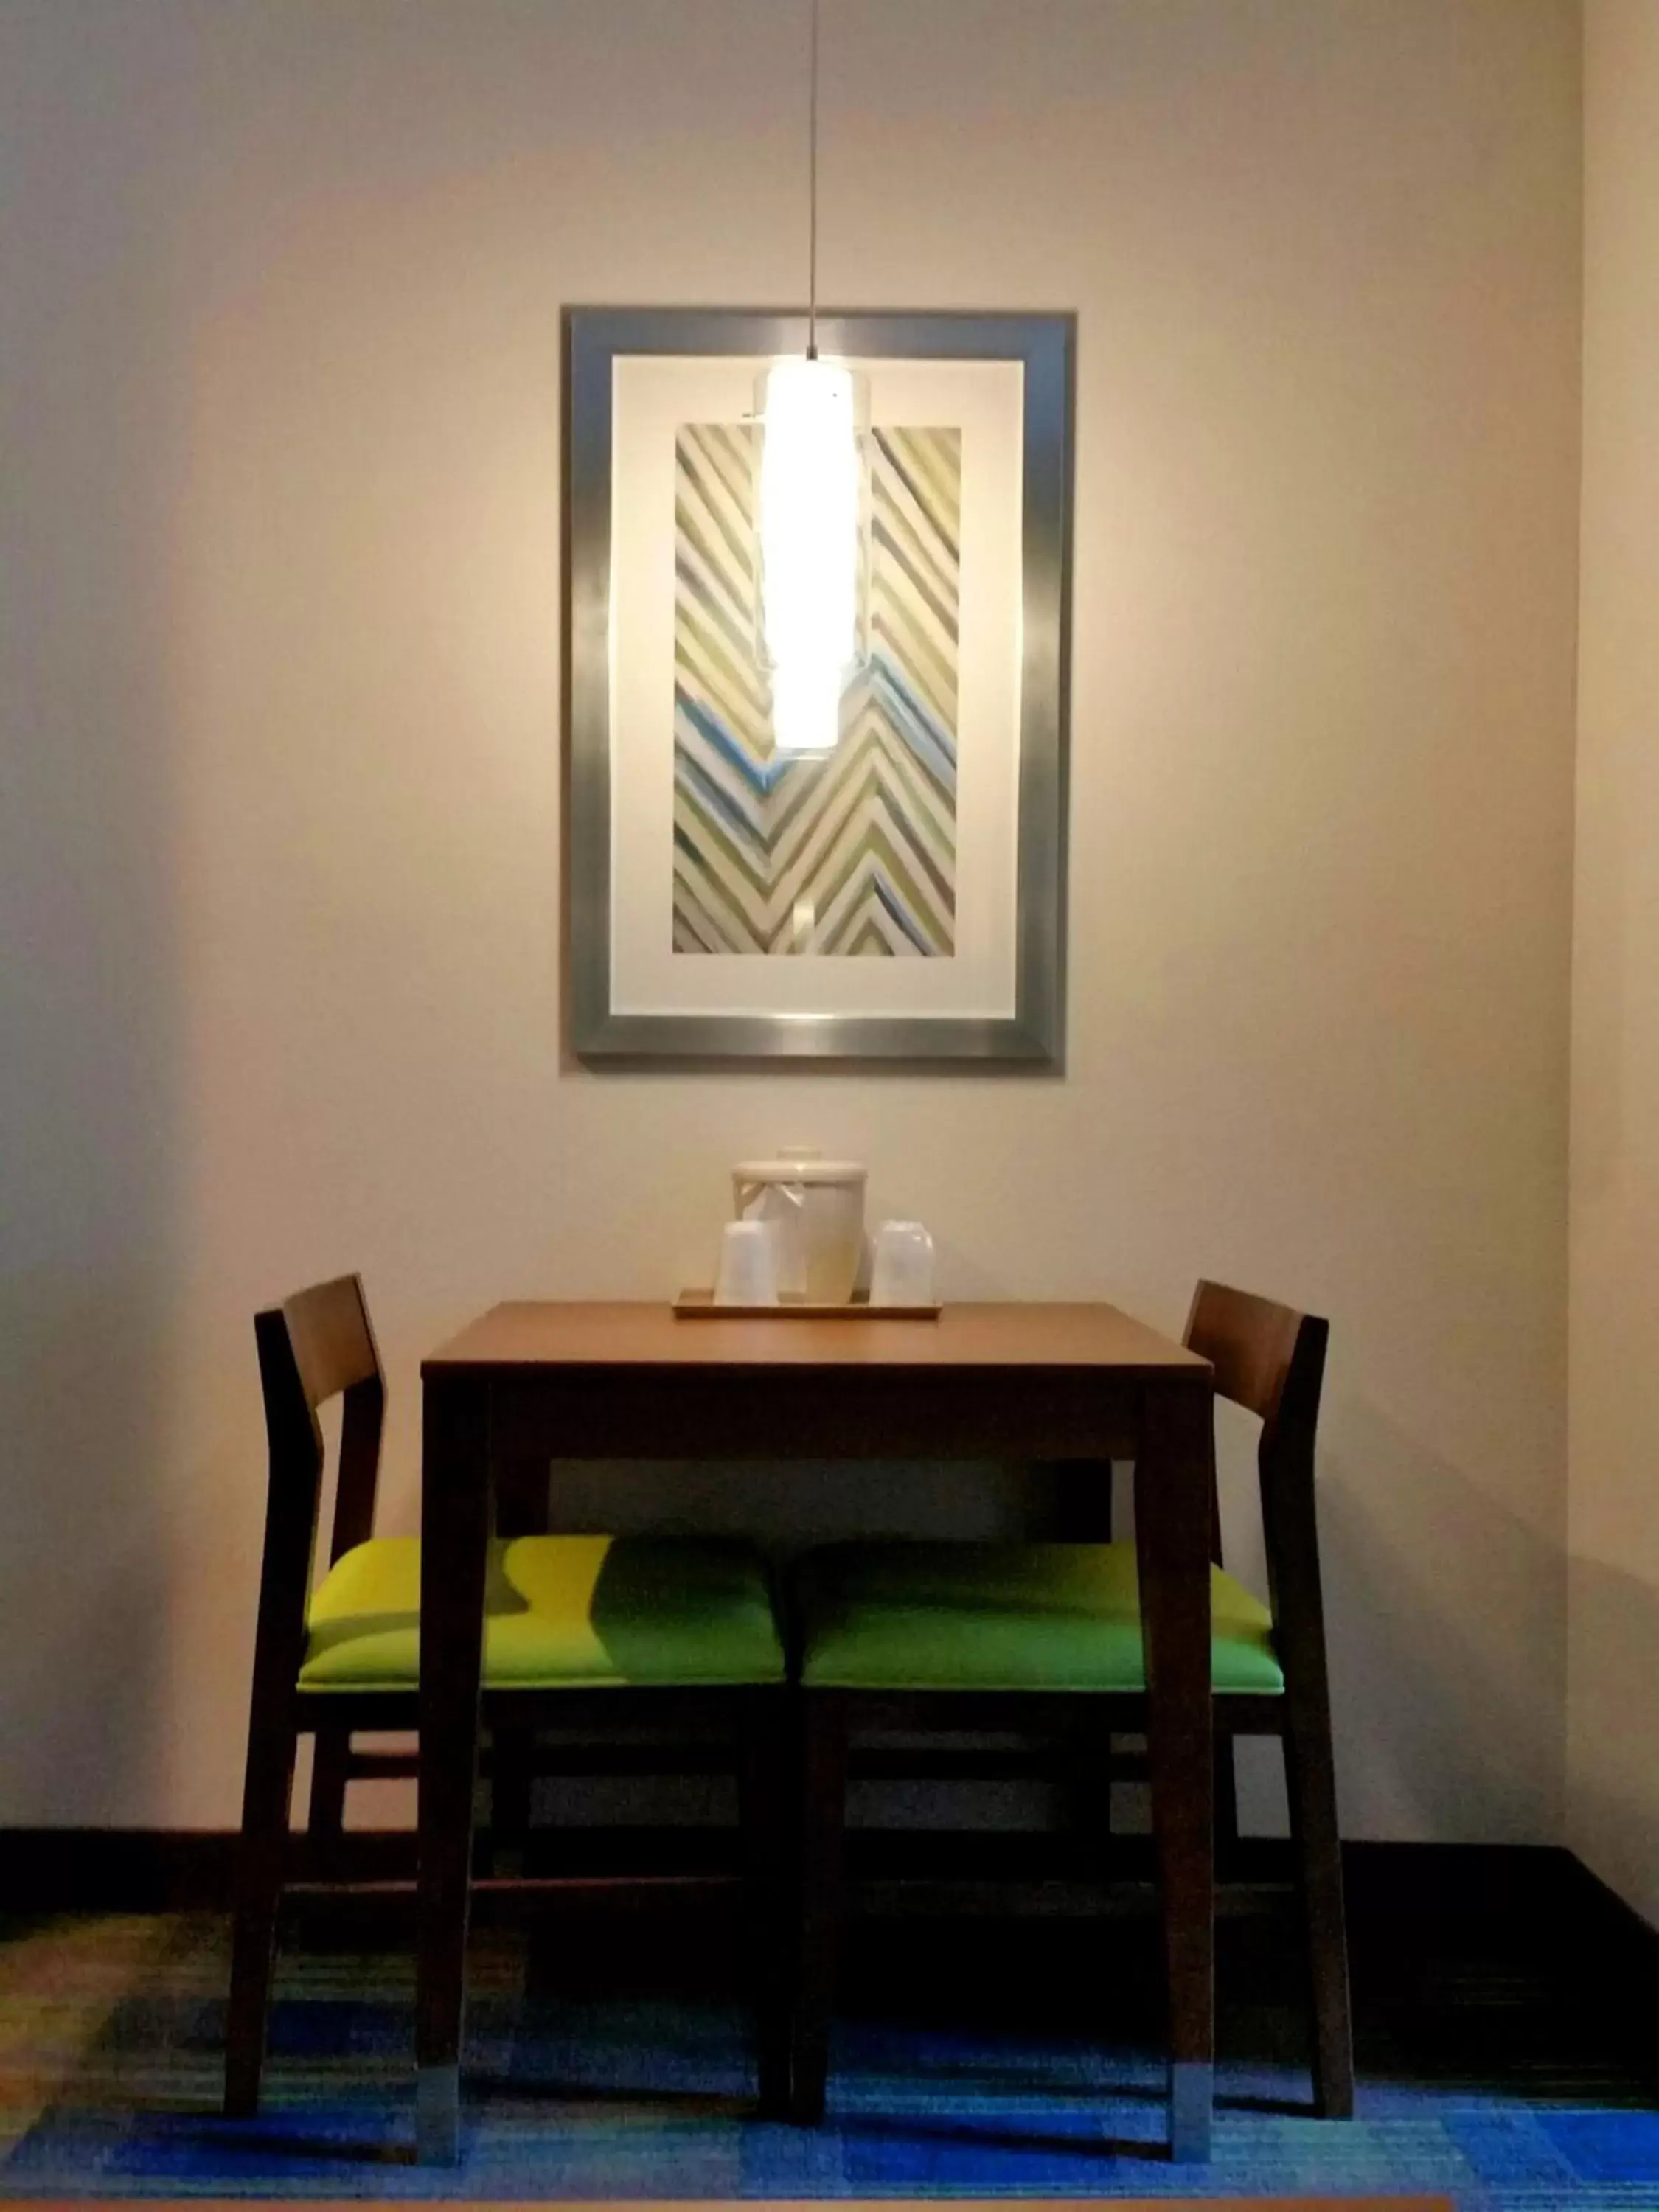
[{"x1": 674, "y1": 1288, "x2": 941, "y2": 1321}]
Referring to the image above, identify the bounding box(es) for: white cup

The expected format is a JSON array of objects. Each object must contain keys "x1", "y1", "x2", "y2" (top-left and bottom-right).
[
  {"x1": 869, "y1": 1220, "x2": 936, "y2": 1307},
  {"x1": 712, "y1": 1219, "x2": 780, "y2": 1307}
]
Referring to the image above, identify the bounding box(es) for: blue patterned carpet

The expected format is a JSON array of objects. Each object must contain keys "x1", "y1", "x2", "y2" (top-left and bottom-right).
[{"x1": 0, "y1": 1882, "x2": 1654, "y2": 2207}]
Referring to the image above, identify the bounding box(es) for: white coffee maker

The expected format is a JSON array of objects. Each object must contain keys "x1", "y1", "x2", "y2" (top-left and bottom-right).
[{"x1": 731, "y1": 1148, "x2": 867, "y2": 1304}]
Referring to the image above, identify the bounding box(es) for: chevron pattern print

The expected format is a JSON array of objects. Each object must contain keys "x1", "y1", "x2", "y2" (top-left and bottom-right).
[{"x1": 672, "y1": 420, "x2": 960, "y2": 956}]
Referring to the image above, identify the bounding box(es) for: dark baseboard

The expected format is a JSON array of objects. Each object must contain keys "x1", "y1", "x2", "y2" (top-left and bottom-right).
[
  {"x1": 0, "y1": 1827, "x2": 409, "y2": 1914},
  {"x1": 0, "y1": 1826, "x2": 237, "y2": 1913}
]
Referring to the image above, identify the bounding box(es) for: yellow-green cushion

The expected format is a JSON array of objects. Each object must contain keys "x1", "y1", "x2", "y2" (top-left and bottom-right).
[
  {"x1": 299, "y1": 1534, "x2": 785, "y2": 1693},
  {"x1": 794, "y1": 1540, "x2": 1283, "y2": 1694}
]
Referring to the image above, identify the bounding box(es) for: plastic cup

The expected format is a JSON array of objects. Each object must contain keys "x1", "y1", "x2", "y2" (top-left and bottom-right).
[
  {"x1": 869, "y1": 1220, "x2": 936, "y2": 1307},
  {"x1": 712, "y1": 1219, "x2": 781, "y2": 1307}
]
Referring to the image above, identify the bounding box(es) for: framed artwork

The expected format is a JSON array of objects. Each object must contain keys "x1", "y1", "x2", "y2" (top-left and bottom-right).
[{"x1": 566, "y1": 308, "x2": 1071, "y2": 1063}]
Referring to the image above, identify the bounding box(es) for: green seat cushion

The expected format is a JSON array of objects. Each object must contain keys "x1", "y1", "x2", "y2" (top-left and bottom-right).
[
  {"x1": 299, "y1": 1534, "x2": 785, "y2": 1693},
  {"x1": 794, "y1": 1540, "x2": 1283, "y2": 1694}
]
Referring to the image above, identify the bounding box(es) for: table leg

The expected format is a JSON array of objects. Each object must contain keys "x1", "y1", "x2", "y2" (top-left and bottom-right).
[
  {"x1": 1135, "y1": 1374, "x2": 1216, "y2": 2163},
  {"x1": 417, "y1": 1372, "x2": 491, "y2": 2165}
]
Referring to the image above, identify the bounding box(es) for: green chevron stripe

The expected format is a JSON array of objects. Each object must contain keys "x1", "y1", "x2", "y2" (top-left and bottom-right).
[
  {"x1": 672, "y1": 877, "x2": 736, "y2": 953},
  {"x1": 808, "y1": 801, "x2": 953, "y2": 954},
  {"x1": 676, "y1": 714, "x2": 956, "y2": 941},
  {"x1": 880, "y1": 425, "x2": 961, "y2": 555},
  {"x1": 676, "y1": 427, "x2": 757, "y2": 588},
  {"x1": 873, "y1": 476, "x2": 959, "y2": 644},
  {"x1": 673, "y1": 843, "x2": 764, "y2": 950},
  {"x1": 765, "y1": 740, "x2": 951, "y2": 917},
  {"x1": 759, "y1": 690, "x2": 956, "y2": 869},
  {"x1": 765, "y1": 717, "x2": 949, "y2": 878},
  {"x1": 678, "y1": 776, "x2": 955, "y2": 956},
  {"x1": 676, "y1": 734, "x2": 956, "y2": 948},
  {"x1": 794, "y1": 787, "x2": 953, "y2": 956}
]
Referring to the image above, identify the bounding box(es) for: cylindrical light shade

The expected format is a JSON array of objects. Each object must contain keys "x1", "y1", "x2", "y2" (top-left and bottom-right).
[{"x1": 754, "y1": 356, "x2": 869, "y2": 755}]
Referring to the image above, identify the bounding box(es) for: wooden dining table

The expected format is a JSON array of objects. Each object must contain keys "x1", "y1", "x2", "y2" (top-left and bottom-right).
[{"x1": 415, "y1": 1299, "x2": 1218, "y2": 2163}]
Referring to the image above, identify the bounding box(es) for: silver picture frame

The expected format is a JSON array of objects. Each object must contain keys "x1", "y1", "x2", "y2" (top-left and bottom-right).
[{"x1": 566, "y1": 307, "x2": 1072, "y2": 1064}]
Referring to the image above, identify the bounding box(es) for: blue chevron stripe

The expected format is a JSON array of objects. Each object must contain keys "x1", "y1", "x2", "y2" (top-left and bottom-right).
[
  {"x1": 872, "y1": 868, "x2": 935, "y2": 953},
  {"x1": 675, "y1": 693, "x2": 794, "y2": 800},
  {"x1": 671, "y1": 737, "x2": 771, "y2": 865},
  {"x1": 869, "y1": 655, "x2": 958, "y2": 787}
]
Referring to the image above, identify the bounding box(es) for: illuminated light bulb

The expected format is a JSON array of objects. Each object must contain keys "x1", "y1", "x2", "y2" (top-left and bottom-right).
[
  {"x1": 754, "y1": 355, "x2": 869, "y2": 756},
  {"x1": 770, "y1": 657, "x2": 842, "y2": 756}
]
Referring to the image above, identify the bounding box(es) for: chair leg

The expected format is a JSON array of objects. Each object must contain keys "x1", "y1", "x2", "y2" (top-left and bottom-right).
[
  {"x1": 1284, "y1": 1714, "x2": 1354, "y2": 2117},
  {"x1": 1214, "y1": 1728, "x2": 1242, "y2": 1880},
  {"x1": 308, "y1": 1725, "x2": 351, "y2": 1854},
  {"x1": 489, "y1": 1722, "x2": 535, "y2": 1871},
  {"x1": 225, "y1": 1703, "x2": 299, "y2": 2116},
  {"x1": 1068, "y1": 1741, "x2": 1116, "y2": 1874},
  {"x1": 739, "y1": 1689, "x2": 790, "y2": 2115},
  {"x1": 790, "y1": 1690, "x2": 849, "y2": 2125},
  {"x1": 1267, "y1": 1468, "x2": 1354, "y2": 2118}
]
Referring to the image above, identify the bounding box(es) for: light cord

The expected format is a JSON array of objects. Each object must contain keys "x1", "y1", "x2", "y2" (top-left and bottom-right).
[{"x1": 807, "y1": 0, "x2": 819, "y2": 358}]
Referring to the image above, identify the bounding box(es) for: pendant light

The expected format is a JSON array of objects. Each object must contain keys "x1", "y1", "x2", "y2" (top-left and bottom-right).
[{"x1": 754, "y1": 0, "x2": 870, "y2": 757}]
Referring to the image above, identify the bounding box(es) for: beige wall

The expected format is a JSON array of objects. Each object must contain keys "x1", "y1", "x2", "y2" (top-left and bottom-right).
[
  {"x1": 1569, "y1": 0, "x2": 1659, "y2": 1922},
  {"x1": 0, "y1": 0, "x2": 1580, "y2": 1838}
]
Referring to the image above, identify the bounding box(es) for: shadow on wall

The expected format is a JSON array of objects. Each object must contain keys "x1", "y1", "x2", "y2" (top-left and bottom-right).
[
  {"x1": 1318, "y1": 1396, "x2": 1565, "y2": 1843},
  {"x1": 0, "y1": 9, "x2": 194, "y2": 1822},
  {"x1": 534, "y1": 1414, "x2": 1571, "y2": 1848},
  {"x1": 1567, "y1": 1552, "x2": 1659, "y2": 1927}
]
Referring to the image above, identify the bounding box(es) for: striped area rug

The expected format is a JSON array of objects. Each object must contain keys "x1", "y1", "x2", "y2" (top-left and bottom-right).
[
  {"x1": 7, "y1": 2200, "x2": 1453, "y2": 2211},
  {"x1": 0, "y1": 1910, "x2": 1649, "y2": 2204}
]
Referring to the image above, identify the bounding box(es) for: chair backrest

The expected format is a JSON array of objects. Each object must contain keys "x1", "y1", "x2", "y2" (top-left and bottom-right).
[
  {"x1": 1184, "y1": 1279, "x2": 1325, "y2": 1436},
  {"x1": 254, "y1": 1273, "x2": 386, "y2": 1573},
  {"x1": 1183, "y1": 1279, "x2": 1329, "y2": 1605}
]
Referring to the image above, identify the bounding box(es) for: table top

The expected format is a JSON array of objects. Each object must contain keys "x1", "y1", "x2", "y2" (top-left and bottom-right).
[{"x1": 424, "y1": 1299, "x2": 1209, "y2": 1377}]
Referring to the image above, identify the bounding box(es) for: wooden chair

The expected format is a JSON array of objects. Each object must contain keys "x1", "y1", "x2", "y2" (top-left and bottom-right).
[
  {"x1": 787, "y1": 1279, "x2": 1352, "y2": 2125},
  {"x1": 225, "y1": 1274, "x2": 788, "y2": 2117}
]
